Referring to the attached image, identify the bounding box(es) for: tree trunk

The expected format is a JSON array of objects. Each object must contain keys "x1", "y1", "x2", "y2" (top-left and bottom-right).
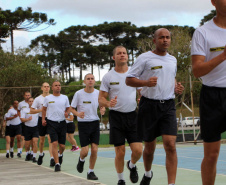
[
  {"x1": 91, "y1": 63, "x2": 94, "y2": 74},
  {"x1": 80, "y1": 62, "x2": 82, "y2": 81},
  {"x1": 10, "y1": 29, "x2": 14, "y2": 54}
]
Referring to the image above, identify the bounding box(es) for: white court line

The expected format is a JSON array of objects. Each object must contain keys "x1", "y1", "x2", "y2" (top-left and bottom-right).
[{"x1": 14, "y1": 158, "x2": 106, "y2": 185}]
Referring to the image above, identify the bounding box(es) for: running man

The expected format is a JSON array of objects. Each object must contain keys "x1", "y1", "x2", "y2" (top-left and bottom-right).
[
  {"x1": 30, "y1": 82, "x2": 54, "y2": 166},
  {"x1": 18, "y1": 91, "x2": 31, "y2": 155},
  {"x1": 42, "y1": 81, "x2": 70, "y2": 172},
  {"x1": 191, "y1": 1, "x2": 226, "y2": 184},
  {"x1": 66, "y1": 112, "x2": 80, "y2": 152},
  {"x1": 20, "y1": 97, "x2": 39, "y2": 162},
  {"x1": 99, "y1": 46, "x2": 143, "y2": 185},
  {"x1": 3, "y1": 105, "x2": 13, "y2": 158},
  {"x1": 71, "y1": 73, "x2": 105, "y2": 180},
  {"x1": 126, "y1": 28, "x2": 184, "y2": 185},
  {"x1": 6, "y1": 101, "x2": 22, "y2": 158}
]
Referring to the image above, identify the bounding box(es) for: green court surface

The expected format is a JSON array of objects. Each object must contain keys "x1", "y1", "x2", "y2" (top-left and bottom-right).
[{"x1": 6, "y1": 143, "x2": 226, "y2": 185}]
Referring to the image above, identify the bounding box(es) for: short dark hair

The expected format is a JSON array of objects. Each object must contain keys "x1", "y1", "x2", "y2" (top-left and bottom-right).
[{"x1": 112, "y1": 46, "x2": 127, "y2": 56}]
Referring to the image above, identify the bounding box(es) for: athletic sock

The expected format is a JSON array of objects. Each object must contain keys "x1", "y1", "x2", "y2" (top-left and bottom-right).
[
  {"x1": 31, "y1": 151, "x2": 33, "y2": 155},
  {"x1": 80, "y1": 157, "x2": 85, "y2": 162},
  {"x1": 51, "y1": 156, "x2": 54, "y2": 159},
  {"x1": 19, "y1": 148, "x2": 22, "y2": 152},
  {"x1": 40, "y1": 152, "x2": 44, "y2": 156},
  {"x1": 145, "y1": 170, "x2": 153, "y2": 178},
  {"x1": 169, "y1": 184, "x2": 175, "y2": 185},
  {"x1": 129, "y1": 160, "x2": 135, "y2": 169},
  {"x1": 28, "y1": 151, "x2": 31, "y2": 154},
  {"x1": 6, "y1": 150, "x2": 9, "y2": 153},
  {"x1": 26, "y1": 151, "x2": 29, "y2": 156},
  {"x1": 88, "y1": 168, "x2": 94, "y2": 174},
  {"x1": 117, "y1": 173, "x2": 124, "y2": 180},
  {"x1": 33, "y1": 153, "x2": 37, "y2": 158},
  {"x1": 10, "y1": 148, "x2": 14, "y2": 152},
  {"x1": 17, "y1": 148, "x2": 20, "y2": 154},
  {"x1": 56, "y1": 163, "x2": 60, "y2": 166},
  {"x1": 58, "y1": 153, "x2": 63, "y2": 157}
]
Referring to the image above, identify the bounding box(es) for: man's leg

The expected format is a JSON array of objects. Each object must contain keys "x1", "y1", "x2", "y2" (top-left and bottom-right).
[
  {"x1": 16, "y1": 134, "x2": 21, "y2": 156},
  {"x1": 52, "y1": 141, "x2": 59, "y2": 164},
  {"x1": 201, "y1": 141, "x2": 221, "y2": 185},
  {"x1": 77, "y1": 145, "x2": 89, "y2": 173},
  {"x1": 143, "y1": 140, "x2": 156, "y2": 172},
  {"x1": 20, "y1": 136, "x2": 25, "y2": 152},
  {"x1": 162, "y1": 135, "x2": 177, "y2": 184},
  {"x1": 5, "y1": 135, "x2": 10, "y2": 157},
  {"x1": 25, "y1": 139, "x2": 31, "y2": 161},
  {"x1": 32, "y1": 137, "x2": 39, "y2": 162},
  {"x1": 39, "y1": 136, "x2": 45, "y2": 153},
  {"x1": 130, "y1": 142, "x2": 143, "y2": 165},
  {"x1": 115, "y1": 145, "x2": 126, "y2": 173},
  {"x1": 89, "y1": 143, "x2": 98, "y2": 169}
]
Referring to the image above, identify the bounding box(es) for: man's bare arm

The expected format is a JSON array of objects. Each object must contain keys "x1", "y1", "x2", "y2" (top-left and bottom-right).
[
  {"x1": 126, "y1": 77, "x2": 157, "y2": 87},
  {"x1": 30, "y1": 108, "x2": 42, "y2": 114},
  {"x1": 98, "y1": 91, "x2": 117, "y2": 108},
  {"x1": 42, "y1": 106, "x2": 47, "y2": 126}
]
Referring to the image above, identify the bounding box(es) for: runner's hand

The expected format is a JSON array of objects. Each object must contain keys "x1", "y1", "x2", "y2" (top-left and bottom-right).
[
  {"x1": 146, "y1": 77, "x2": 158, "y2": 87},
  {"x1": 78, "y1": 112, "x2": 85, "y2": 119},
  {"x1": 109, "y1": 96, "x2": 117, "y2": 107}
]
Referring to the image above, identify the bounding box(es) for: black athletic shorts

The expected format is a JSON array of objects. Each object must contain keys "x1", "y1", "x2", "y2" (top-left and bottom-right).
[
  {"x1": 9, "y1": 124, "x2": 22, "y2": 137},
  {"x1": 137, "y1": 96, "x2": 177, "y2": 142},
  {"x1": 21, "y1": 122, "x2": 26, "y2": 136},
  {"x1": 47, "y1": 119, "x2": 67, "y2": 145},
  {"x1": 24, "y1": 125, "x2": 39, "y2": 141},
  {"x1": 78, "y1": 120, "x2": 100, "y2": 147},
  {"x1": 38, "y1": 117, "x2": 48, "y2": 136},
  {"x1": 67, "y1": 122, "x2": 76, "y2": 134},
  {"x1": 5, "y1": 126, "x2": 10, "y2": 136},
  {"x1": 200, "y1": 85, "x2": 226, "y2": 142},
  {"x1": 109, "y1": 110, "x2": 141, "y2": 146}
]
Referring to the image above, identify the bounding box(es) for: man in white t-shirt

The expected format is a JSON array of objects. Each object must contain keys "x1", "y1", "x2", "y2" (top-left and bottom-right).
[
  {"x1": 30, "y1": 82, "x2": 54, "y2": 166},
  {"x1": 20, "y1": 97, "x2": 39, "y2": 163},
  {"x1": 191, "y1": 1, "x2": 226, "y2": 184},
  {"x1": 42, "y1": 81, "x2": 70, "y2": 172},
  {"x1": 99, "y1": 46, "x2": 143, "y2": 185},
  {"x1": 71, "y1": 73, "x2": 105, "y2": 181},
  {"x1": 3, "y1": 105, "x2": 13, "y2": 158},
  {"x1": 18, "y1": 91, "x2": 31, "y2": 155},
  {"x1": 6, "y1": 101, "x2": 22, "y2": 158},
  {"x1": 126, "y1": 28, "x2": 184, "y2": 185}
]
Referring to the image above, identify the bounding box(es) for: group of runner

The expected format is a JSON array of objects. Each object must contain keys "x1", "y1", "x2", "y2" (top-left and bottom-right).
[{"x1": 2, "y1": 1, "x2": 226, "y2": 185}]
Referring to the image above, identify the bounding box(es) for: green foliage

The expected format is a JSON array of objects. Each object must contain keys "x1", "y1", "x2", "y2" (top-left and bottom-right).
[{"x1": 200, "y1": 10, "x2": 216, "y2": 26}]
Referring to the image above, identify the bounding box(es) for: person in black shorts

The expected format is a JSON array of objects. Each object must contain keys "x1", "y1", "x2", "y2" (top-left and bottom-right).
[
  {"x1": 191, "y1": 1, "x2": 226, "y2": 184},
  {"x1": 99, "y1": 46, "x2": 143, "y2": 185},
  {"x1": 126, "y1": 28, "x2": 184, "y2": 185},
  {"x1": 30, "y1": 82, "x2": 54, "y2": 166},
  {"x1": 66, "y1": 112, "x2": 79, "y2": 151},
  {"x1": 71, "y1": 73, "x2": 105, "y2": 181},
  {"x1": 20, "y1": 97, "x2": 39, "y2": 162},
  {"x1": 42, "y1": 81, "x2": 70, "y2": 172},
  {"x1": 6, "y1": 101, "x2": 22, "y2": 158},
  {"x1": 3, "y1": 105, "x2": 13, "y2": 158}
]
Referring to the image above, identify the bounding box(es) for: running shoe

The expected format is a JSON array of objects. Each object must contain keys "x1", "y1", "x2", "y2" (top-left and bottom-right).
[
  {"x1": 140, "y1": 173, "x2": 153, "y2": 185},
  {"x1": 17, "y1": 153, "x2": 21, "y2": 158},
  {"x1": 32, "y1": 157, "x2": 37, "y2": 163},
  {"x1": 59, "y1": 154, "x2": 63, "y2": 165},
  {"x1": 118, "y1": 180, "x2": 126, "y2": 185},
  {"x1": 127, "y1": 160, "x2": 138, "y2": 183},
  {"x1": 6, "y1": 153, "x2": 9, "y2": 158},
  {"x1": 87, "y1": 172, "x2": 98, "y2": 180},
  {"x1": 25, "y1": 154, "x2": 30, "y2": 161},
  {"x1": 77, "y1": 157, "x2": 85, "y2": 173},
  {"x1": 37, "y1": 153, "x2": 45, "y2": 165},
  {"x1": 50, "y1": 158, "x2": 55, "y2": 167},
  {"x1": 55, "y1": 164, "x2": 61, "y2": 172},
  {"x1": 10, "y1": 152, "x2": 14, "y2": 158}
]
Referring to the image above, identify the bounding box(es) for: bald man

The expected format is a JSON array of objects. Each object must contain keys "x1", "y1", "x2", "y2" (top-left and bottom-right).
[{"x1": 126, "y1": 28, "x2": 184, "y2": 185}]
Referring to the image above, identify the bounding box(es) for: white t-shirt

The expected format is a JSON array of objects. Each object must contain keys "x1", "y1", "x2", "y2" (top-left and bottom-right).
[
  {"x1": 4, "y1": 113, "x2": 10, "y2": 126},
  {"x1": 20, "y1": 108, "x2": 38, "y2": 127},
  {"x1": 71, "y1": 89, "x2": 100, "y2": 122},
  {"x1": 6, "y1": 108, "x2": 21, "y2": 126},
  {"x1": 100, "y1": 68, "x2": 137, "y2": 113},
  {"x1": 66, "y1": 112, "x2": 74, "y2": 124},
  {"x1": 191, "y1": 18, "x2": 226, "y2": 87},
  {"x1": 127, "y1": 51, "x2": 177, "y2": 100},
  {"x1": 43, "y1": 94, "x2": 70, "y2": 122},
  {"x1": 18, "y1": 100, "x2": 29, "y2": 112},
  {"x1": 32, "y1": 94, "x2": 46, "y2": 117}
]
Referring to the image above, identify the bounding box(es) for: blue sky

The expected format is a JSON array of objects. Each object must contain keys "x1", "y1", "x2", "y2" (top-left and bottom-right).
[{"x1": 1, "y1": 0, "x2": 214, "y2": 51}]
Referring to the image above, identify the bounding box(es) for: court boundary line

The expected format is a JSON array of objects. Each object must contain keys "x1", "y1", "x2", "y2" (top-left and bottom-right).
[{"x1": 14, "y1": 158, "x2": 106, "y2": 185}]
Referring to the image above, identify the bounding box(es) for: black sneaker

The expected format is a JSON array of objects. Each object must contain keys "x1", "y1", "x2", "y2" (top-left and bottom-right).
[
  {"x1": 127, "y1": 160, "x2": 138, "y2": 183},
  {"x1": 25, "y1": 154, "x2": 30, "y2": 161},
  {"x1": 17, "y1": 153, "x2": 21, "y2": 158},
  {"x1": 6, "y1": 153, "x2": 9, "y2": 158},
  {"x1": 55, "y1": 164, "x2": 61, "y2": 172},
  {"x1": 77, "y1": 157, "x2": 85, "y2": 173},
  {"x1": 37, "y1": 153, "x2": 45, "y2": 165},
  {"x1": 50, "y1": 158, "x2": 55, "y2": 167},
  {"x1": 87, "y1": 172, "x2": 98, "y2": 180},
  {"x1": 59, "y1": 154, "x2": 63, "y2": 165},
  {"x1": 32, "y1": 157, "x2": 37, "y2": 163},
  {"x1": 30, "y1": 154, "x2": 33, "y2": 161},
  {"x1": 140, "y1": 173, "x2": 153, "y2": 185},
  {"x1": 118, "y1": 180, "x2": 126, "y2": 185},
  {"x1": 10, "y1": 152, "x2": 14, "y2": 158}
]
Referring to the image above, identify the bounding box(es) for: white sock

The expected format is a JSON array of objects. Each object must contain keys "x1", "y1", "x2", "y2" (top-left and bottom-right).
[
  {"x1": 26, "y1": 152, "x2": 29, "y2": 156},
  {"x1": 129, "y1": 161, "x2": 135, "y2": 169},
  {"x1": 17, "y1": 148, "x2": 20, "y2": 153},
  {"x1": 51, "y1": 157, "x2": 54, "y2": 159},
  {"x1": 145, "y1": 170, "x2": 153, "y2": 178},
  {"x1": 40, "y1": 152, "x2": 44, "y2": 156},
  {"x1": 33, "y1": 153, "x2": 37, "y2": 158},
  {"x1": 117, "y1": 173, "x2": 124, "y2": 180},
  {"x1": 56, "y1": 163, "x2": 60, "y2": 166},
  {"x1": 31, "y1": 151, "x2": 33, "y2": 155},
  {"x1": 88, "y1": 168, "x2": 94, "y2": 174},
  {"x1": 28, "y1": 151, "x2": 31, "y2": 154},
  {"x1": 19, "y1": 148, "x2": 22, "y2": 152},
  {"x1": 10, "y1": 148, "x2": 14, "y2": 152},
  {"x1": 6, "y1": 150, "x2": 9, "y2": 153},
  {"x1": 169, "y1": 184, "x2": 175, "y2": 185},
  {"x1": 80, "y1": 157, "x2": 85, "y2": 162}
]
